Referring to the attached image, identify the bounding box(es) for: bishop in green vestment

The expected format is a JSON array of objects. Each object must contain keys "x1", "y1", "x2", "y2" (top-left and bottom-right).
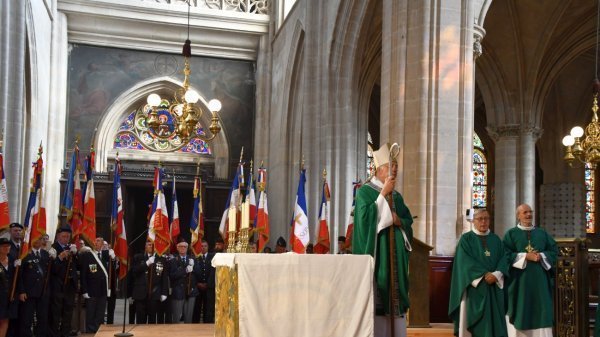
[
  {"x1": 353, "y1": 143, "x2": 413, "y2": 337},
  {"x1": 503, "y1": 204, "x2": 557, "y2": 337},
  {"x1": 448, "y1": 209, "x2": 509, "y2": 337}
]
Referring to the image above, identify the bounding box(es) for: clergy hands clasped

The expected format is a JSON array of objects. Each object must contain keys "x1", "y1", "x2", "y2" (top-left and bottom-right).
[
  {"x1": 526, "y1": 251, "x2": 541, "y2": 262},
  {"x1": 484, "y1": 272, "x2": 497, "y2": 285}
]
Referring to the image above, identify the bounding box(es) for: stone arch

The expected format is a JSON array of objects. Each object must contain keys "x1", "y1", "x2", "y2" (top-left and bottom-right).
[
  {"x1": 94, "y1": 76, "x2": 229, "y2": 178},
  {"x1": 328, "y1": 0, "x2": 379, "y2": 243}
]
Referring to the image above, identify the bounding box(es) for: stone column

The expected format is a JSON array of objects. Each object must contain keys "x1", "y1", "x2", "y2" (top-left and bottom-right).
[
  {"x1": 381, "y1": 0, "x2": 477, "y2": 254},
  {"x1": 520, "y1": 126, "x2": 543, "y2": 209},
  {"x1": 488, "y1": 125, "x2": 520, "y2": 236},
  {"x1": 45, "y1": 12, "x2": 70, "y2": 238},
  {"x1": 0, "y1": 0, "x2": 27, "y2": 222}
]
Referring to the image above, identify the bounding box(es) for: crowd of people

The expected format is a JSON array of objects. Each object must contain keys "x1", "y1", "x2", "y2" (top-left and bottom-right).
[{"x1": 0, "y1": 224, "x2": 225, "y2": 337}]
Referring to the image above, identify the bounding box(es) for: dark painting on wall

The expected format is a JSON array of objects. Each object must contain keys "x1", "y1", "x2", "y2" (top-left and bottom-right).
[{"x1": 66, "y1": 44, "x2": 255, "y2": 176}]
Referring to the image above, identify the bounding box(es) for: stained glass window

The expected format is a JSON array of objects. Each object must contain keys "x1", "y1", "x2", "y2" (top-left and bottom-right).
[
  {"x1": 113, "y1": 109, "x2": 211, "y2": 155},
  {"x1": 472, "y1": 133, "x2": 487, "y2": 208},
  {"x1": 586, "y1": 163, "x2": 595, "y2": 233},
  {"x1": 367, "y1": 132, "x2": 375, "y2": 178}
]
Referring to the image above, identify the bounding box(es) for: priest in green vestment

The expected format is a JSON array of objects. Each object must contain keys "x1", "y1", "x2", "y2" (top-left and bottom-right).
[
  {"x1": 448, "y1": 209, "x2": 509, "y2": 337},
  {"x1": 353, "y1": 143, "x2": 413, "y2": 337},
  {"x1": 503, "y1": 204, "x2": 557, "y2": 337}
]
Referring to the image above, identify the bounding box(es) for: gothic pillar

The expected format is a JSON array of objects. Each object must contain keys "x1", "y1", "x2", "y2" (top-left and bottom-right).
[
  {"x1": 520, "y1": 126, "x2": 543, "y2": 208},
  {"x1": 381, "y1": 0, "x2": 477, "y2": 254},
  {"x1": 0, "y1": 0, "x2": 26, "y2": 222},
  {"x1": 45, "y1": 12, "x2": 69, "y2": 238},
  {"x1": 488, "y1": 125, "x2": 520, "y2": 236}
]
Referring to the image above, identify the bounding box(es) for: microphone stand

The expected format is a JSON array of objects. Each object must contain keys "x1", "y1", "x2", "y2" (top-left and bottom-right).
[{"x1": 114, "y1": 229, "x2": 148, "y2": 337}]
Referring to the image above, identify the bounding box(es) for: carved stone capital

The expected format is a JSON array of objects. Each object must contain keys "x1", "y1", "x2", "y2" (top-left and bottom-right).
[
  {"x1": 473, "y1": 25, "x2": 486, "y2": 59},
  {"x1": 521, "y1": 126, "x2": 544, "y2": 140},
  {"x1": 486, "y1": 124, "x2": 520, "y2": 142}
]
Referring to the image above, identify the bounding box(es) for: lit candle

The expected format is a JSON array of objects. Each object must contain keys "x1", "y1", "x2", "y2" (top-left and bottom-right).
[
  {"x1": 228, "y1": 206, "x2": 237, "y2": 232},
  {"x1": 241, "y1": 200, "x2": 249, "y2": 229}
]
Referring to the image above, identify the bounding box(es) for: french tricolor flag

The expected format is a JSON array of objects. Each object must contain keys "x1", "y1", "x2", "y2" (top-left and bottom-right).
[{"x1": 0, "y1": 151, "x2": 9, "y2": 231}]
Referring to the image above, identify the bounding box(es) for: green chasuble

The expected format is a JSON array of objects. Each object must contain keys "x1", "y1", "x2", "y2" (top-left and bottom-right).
[
  {"x1": 503, "y1": 226, "x2": 558, "y2": 330},
  {"x1": 448, "y1": 231, "x2": 509, "y2": 337},
  {"x1": 352, "y1": 182, "x2": 413, "y2": 315}
]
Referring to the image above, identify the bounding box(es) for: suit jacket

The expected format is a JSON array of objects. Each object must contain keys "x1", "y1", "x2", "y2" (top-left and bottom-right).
[
  {"x1": 80, "y1": 250, "x2": 109, "y2": 298},
  {"x1": 131, "y1": 253, "x2": 168, "y2": 301},
  {"x1": 169, "y1": 255, "x2": 198, "y2": 300},
  {"x1": 49, "y1": 242, "x2": 78, "y2": 293},
  {"x1": 17, "y1": 249, "x2": 50, "y2": 298}
]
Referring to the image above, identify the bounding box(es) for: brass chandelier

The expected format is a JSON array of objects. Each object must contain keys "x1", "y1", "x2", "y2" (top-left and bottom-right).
[
  {"x1": 145, "y1": 0, "x2": 222, "y2": 144},
  {"x1": 562, "y1": 0, "x2": 600, "y2": 168}
]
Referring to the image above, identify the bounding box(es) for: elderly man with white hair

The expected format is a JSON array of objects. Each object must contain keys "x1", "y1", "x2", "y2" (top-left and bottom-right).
[
  {"x1": 353, "y1": 143, "x2": 413, "y2": 337},
  {"x1": 503, "y1": 204, "x2": 557, "y2": 337}
]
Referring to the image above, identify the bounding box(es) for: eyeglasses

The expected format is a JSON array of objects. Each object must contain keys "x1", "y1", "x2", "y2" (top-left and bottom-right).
[{"x1": 474, "y1": 217, "x2": 490, "y2": 221}]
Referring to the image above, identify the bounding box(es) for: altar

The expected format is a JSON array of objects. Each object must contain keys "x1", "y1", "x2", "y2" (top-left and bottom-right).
[{"x1": 212, "y1": 253, "x2": 375, "y2": 337}]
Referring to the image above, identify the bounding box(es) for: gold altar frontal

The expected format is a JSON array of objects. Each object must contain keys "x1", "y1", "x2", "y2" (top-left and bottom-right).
[{"x1": 93, "y1": 323, "x2": 453, "y2": 337}]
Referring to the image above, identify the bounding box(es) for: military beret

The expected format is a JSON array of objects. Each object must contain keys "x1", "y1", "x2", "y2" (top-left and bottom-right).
[
  {"x1": 56, "y1": 226, "x2": 72, "y2": 234},
  {"x1": 9, "y1": 223, "x2": 23, "y2": 229},
  {"x1": 276, "y1": 236, "x2": 286, "y2": 247}
]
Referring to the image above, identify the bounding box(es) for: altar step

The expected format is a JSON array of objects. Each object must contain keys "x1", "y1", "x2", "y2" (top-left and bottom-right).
[{"x1": 93, "y1": 323, "x2": 454, "y2": 337}]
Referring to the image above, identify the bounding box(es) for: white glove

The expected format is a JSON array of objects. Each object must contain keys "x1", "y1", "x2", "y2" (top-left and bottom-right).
[
  {"x1": 14, "y1": 259, "x2": 21, "y2": 267},
  {"x1": 186, "y1": 265, "x2": 193, "y2": 273},
  {"x1": 109, "y1": 249, "x2": 116, "y2": 259},
  {"x1": 82, "y1": 293, "x2": 90, "y2": 299},
  {"x1": 146, "y1": 256, "x2": 155, "y2": 266},
  {"x1": 128, "y1": 297, "x2": 134, "y2": 305},
  {"x1": 188, "y1": 258, "x2": 194, "y2": 266},
  {"x1": 48, "y1": 248, "x2": 57, "y2": 259},
  {"x1": 69, "y1": 244, "x2": 77, "y2": 254},
  {"x1": 160, "y1": 295, "x2": 167, "y2": 302}
]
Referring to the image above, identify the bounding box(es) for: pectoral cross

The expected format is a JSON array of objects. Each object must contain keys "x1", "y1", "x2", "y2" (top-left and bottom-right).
[
  {"x1": 525, "y1": 241, "x2": 535, "y2": 253},
  {"x1": 484, "y1": 250, "x2": 491, "y2": 257}
]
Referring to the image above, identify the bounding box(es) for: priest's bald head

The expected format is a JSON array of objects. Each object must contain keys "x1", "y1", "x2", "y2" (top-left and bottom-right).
[{"x1": 373, "y1": 143, "x2": 399, "y2": 180}]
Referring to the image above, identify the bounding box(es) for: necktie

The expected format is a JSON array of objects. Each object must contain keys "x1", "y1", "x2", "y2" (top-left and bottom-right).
[{"x1": 35, "y1": 251, "x2": 39, "y2": 258}]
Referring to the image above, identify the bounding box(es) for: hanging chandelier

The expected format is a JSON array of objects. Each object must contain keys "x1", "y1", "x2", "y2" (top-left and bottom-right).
[
  {"x1": 562, "y1": 0, "x2": 600, "y2": 168},
  {"x1": 145, "y1": 0, "x2": 222, "y2": 144}
]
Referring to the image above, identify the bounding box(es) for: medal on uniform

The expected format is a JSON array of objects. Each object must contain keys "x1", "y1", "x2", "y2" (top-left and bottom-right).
[
  {"x1": 90, "y1": 264, "x2": 97, "y2": 273},
  {"x1": 156, "y1": 261, "x2": 163, "y2": 275}
]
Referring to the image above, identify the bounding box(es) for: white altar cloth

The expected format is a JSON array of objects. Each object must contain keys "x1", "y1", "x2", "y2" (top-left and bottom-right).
[{"x1": 213, "y1": 253, "x2": 374, "y2": 337}]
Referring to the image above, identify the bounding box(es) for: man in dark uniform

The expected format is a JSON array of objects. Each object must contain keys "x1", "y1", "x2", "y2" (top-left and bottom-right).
[
  {"x1": 8, "y1": 223, "x2": 23, "y2": 261},
  {"x1": 193, "y1": 240, "x2": 215, "y2": 323},
  {"x1": 48, "y1": 227, "x2": 78, "y2": 337},
  {"x1": 17, "y1": 236, "x2": 50, "y2": 337},
  {"x1": 104, "y1": 241, "x2": 118, "y2": 325},
  {"x1": 80, "y1": 237, "x2": 112, "y2": 333},
  {"x1": 169, "y1": 241, "x2": 198, "y2": 323},
  {"x1": 131, "y1": 240, "x2": 168, "y2": 324}
]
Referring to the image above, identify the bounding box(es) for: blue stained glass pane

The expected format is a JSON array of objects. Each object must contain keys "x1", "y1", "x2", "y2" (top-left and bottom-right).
[
  {"x1": 585, "y1": 163, "x2": 596, "y2": 233},
  {"x1": 114, "y1": 133, "x2": 144, "y2": 150},
  {"x1": 472, "y1": 185, "x2": 486, "y2": 208},
  {"x1": 118, "y1": 111, "x2": 136, "y2": 132}
]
